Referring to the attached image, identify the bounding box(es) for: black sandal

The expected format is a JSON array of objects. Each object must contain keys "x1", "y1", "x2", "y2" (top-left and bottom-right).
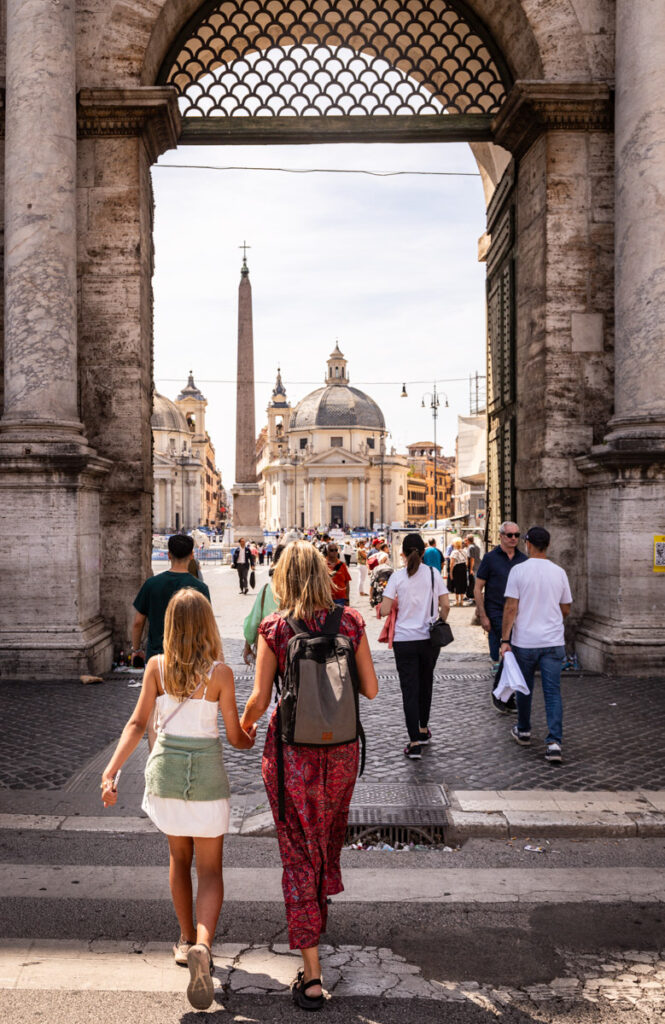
[{"x1": 292, "y1": 969, "x2": 325, "y2": 1011}]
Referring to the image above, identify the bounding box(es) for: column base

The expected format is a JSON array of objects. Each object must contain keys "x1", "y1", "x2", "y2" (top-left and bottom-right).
[
  {"x1": 0, "y1": 618, "x2": 113, "y2": 681},
  {"x1": 0, "y1": 445, "x2": 113, "y2": 681},
  {"x1": 232, "y1": 482, "x2": 263, "y2": 541},
  {"x1": 576, "y1": 440, "x2": 665, "y2": 678},
  {"x1": 576, "y1": 617, "x2": 665, "y2": 677}
]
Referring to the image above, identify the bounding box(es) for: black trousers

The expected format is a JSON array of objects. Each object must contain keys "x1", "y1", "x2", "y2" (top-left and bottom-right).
[
  {"x1": 393, "y1": 639, "x2": 435, "y2": 743},
  {"x1": 237, "y1": 562, "x2": 249, "y2": 592}
]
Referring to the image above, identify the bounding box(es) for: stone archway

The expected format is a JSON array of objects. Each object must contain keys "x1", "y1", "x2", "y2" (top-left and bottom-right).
[{"x1": 4, "y1": 0, "x2": 662, "y2": 678}]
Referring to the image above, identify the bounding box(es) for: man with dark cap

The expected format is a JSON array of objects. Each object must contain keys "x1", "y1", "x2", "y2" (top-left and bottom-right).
[{"x1": 500, "y1": 526, "x2": 573, "y2": 764}]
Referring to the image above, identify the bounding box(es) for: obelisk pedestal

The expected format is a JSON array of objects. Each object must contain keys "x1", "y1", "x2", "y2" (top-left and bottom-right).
[{"x1": 231, "y1": 253, "x2": 262, "y2": 541}]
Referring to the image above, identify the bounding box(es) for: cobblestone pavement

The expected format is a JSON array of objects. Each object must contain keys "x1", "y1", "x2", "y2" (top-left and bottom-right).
[{"x1": 1, "y1": 562, "x2": 664, "y2": 795}]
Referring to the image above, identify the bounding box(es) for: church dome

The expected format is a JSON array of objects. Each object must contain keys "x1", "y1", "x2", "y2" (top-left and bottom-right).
[
  {"x1": 290, "y1": 384, "x2": 385, "y2": 429},
  {"x1": 152, "y1": 392, "x2": 190, "y2": 432},
  {"x1": 290, "y1": 345, "x2": 385, "y2": 429}
]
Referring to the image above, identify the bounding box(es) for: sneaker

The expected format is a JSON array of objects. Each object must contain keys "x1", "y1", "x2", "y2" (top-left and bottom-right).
[
  {"x1": 418, "y1": 728, "x2": 432, "y2": 746},
  {"x1": 492, "y1": 692, "x2": 512, "y2": 714},
  {"x1": 490, "y1": 660, "x2": 501, "y2": 676},
  {"x1": 173, "y1": 936, "x2": 193, "y2": 966},
  {"x1": 186, "y1": 943, "x2": 215, "y2": 1010},
  {"x1": 510, "y1": 724, "x2": 531, "y2": 746},
  {"x1": 545, "y1": 742, "x2": 563, "y2": 764},
  {"x1": 404, "y1": 742, "x2": 422, "y2": 760},
  {"x1": 505, "y1": 693, "x2": 518, "y2": 714}
]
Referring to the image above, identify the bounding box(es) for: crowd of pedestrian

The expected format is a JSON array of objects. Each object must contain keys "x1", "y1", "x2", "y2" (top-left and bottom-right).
[{"x1": 110, "y1": 518, "x2": 571, "y2": 1010}]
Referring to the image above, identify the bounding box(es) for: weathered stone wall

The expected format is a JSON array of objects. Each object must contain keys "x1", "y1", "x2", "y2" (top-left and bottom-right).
[
  {"x1": 515, "y1": 128, "x2": 615, "y2": 626},
  {"x1": 77, "y1": 136, "x2": 154, "y2": 651}
]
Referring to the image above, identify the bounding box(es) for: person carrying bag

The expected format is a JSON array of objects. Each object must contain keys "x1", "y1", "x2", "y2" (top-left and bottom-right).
[{"x1": 379, "y1": 533, "x2": 450, "y2": 760}]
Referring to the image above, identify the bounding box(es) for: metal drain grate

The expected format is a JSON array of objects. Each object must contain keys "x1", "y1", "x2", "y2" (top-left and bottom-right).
[{"x1": 346, "y1": 783, "x2": 448, "y2": 845}]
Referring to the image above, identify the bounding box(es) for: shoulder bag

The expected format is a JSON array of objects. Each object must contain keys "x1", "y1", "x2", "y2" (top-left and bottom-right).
[{"x1": 429, "y1": 567, "x2": 454, "y2": 650}]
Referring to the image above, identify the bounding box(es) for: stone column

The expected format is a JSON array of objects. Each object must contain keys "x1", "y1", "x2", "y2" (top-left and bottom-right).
[
  {"x1": 165, "y1": 480, "x2": 172, "y2": 532},
  {"x1": 319, "y1": 479, "x2": 326, "y2": 527},
  {"x1": 574, "y1": 11, "x2": 665, "y2": 673},
  {"x1": 1, "y1": 0, "x2": 82, "y2": 441},
  {"x1": 307, "y1": 479, "x2": 313, "y2": 527},
  {"x1": 347, "y1": 479, "x2": 353, "y2": 527},
  {"x1": 359, "y1": 479, "x2": 366, "y2": 528},
  {"x1": 609, "y1": 0, "x2": 665, "y2": 446}
]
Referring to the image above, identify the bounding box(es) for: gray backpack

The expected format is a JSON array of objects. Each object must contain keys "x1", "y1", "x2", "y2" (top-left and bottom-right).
[{"x1": 274, "y1": 606, "x2": 365, "y2": 819}]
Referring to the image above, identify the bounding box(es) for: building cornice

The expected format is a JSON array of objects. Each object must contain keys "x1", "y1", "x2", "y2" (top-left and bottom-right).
[
  {"x1": 77, "y1": 87, "x2": 181, "y2": 162},
  {"x1": 492, "y1": 81, "x2": 613, "y2": 158}
]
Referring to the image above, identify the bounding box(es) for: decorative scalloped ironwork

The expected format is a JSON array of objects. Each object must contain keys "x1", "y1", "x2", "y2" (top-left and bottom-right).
[{"x1": 159, "y1": 0, "x2": 510, "y2": 119}]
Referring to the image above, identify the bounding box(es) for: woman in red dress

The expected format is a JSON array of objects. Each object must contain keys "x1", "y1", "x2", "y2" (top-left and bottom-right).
[{"x1": 241, "y1": 541, "x2": 378, "y2": 1010}]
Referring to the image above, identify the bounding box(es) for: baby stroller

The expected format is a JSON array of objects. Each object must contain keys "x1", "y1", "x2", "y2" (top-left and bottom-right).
[{"x1": 369, "y1": 564, "x2": 394, "y2": 608}]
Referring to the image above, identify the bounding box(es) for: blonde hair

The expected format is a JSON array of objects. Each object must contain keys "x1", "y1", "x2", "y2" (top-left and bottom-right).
[
  {"x1": 453, "y1": 538, "x2": 463, "y2": 549},
  {"x1": 162, "y1": 588, "x2": 221, "y2": 700},
  {"x1": 272, "y1": 541, "x2": 334, "y2": 620}
]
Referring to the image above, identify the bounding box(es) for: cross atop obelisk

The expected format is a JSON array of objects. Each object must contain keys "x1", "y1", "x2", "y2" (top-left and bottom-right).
[{"x1": 231, "y1": 244, "x2": 262, "y2": 539}]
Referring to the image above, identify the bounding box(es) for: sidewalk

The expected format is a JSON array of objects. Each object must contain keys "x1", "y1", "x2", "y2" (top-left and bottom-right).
[{"x1": 1, "y1": 562, "x2": 664, "y2": 840}]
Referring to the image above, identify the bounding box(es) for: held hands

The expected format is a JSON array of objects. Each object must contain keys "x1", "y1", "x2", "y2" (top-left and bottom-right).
[
  {"x1": 100, "y1": 770, "x2": 120, "y2": 808},
  {"x1": 242, "y1": 642, "x2": 256, "y2": 666}
]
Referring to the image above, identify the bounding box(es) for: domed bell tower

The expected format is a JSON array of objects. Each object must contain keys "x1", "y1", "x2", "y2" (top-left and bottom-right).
[
  {"x1": 267, "y1": 368, "x2": 291, "y2": 459},
  {"x1": 326, "y1": 341, "x2": 349, "y2": 386}
]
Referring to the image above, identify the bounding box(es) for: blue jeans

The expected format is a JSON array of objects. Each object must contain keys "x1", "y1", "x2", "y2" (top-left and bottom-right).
[
  {"x1": 511, "y1": 645, "x2": 565, "y2": 745},
  {"x1": 488, "y1": 615, "x2": 503, "y2": 662}
]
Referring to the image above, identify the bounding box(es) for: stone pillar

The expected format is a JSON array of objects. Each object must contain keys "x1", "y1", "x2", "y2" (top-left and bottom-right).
[
  {"x1": 0, "y1": 0, "x2": 115, "y2": 678},
  {"x1": 359, "y1": 479, "x2": 366, "y2": 528},
  {"x1": 165, "y1": 480, "x2": 172, "y2": 532},
  {"x1": 307, "y1": 479, "x2": 313, "y2": 527},
  {"x1": 347, "y1": 479, "x2": 353, "y2": 527},
  {"x1": 1, "y1": 0, "x2": 81, "y2": 441},
  {"x1": 319, "y1": 479, "x2": 326, "y2": 528},
  {"x1": 575, "y1": 5, "x2": 665, "y2": 674}
]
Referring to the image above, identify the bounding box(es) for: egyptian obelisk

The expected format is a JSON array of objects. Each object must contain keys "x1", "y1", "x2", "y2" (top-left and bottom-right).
[{"x1": 231, "y1": 244, "x2": 262, "y2": 539}]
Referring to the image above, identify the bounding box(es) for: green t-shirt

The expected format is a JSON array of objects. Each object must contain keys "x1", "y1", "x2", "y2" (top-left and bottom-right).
[{"x1": 133, "y1": 570, "x2": 211, "y2": 660}]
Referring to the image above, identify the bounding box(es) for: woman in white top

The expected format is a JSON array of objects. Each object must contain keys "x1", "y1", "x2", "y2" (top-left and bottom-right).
[
  {"x1": 101, "y1": 588, "x2": 255, "y2": 1010},
  {"x1": 380, "y1": 533, "x2": 449, "y2": 760}
]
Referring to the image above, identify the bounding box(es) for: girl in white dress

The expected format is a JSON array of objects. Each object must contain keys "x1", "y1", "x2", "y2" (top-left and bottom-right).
[{"x1": 101, "y1": 588, "x2": 255, "y2": 1010}]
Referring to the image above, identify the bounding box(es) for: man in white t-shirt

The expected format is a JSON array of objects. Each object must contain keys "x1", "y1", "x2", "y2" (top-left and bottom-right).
[{"x1": 500, "y1": 526, "x2": 572, "y2": 764}]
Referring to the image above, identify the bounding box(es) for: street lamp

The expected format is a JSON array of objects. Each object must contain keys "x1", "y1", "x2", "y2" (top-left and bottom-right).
[{"x1": 419, "y1": 384, "x2": 449, "y2": 529}]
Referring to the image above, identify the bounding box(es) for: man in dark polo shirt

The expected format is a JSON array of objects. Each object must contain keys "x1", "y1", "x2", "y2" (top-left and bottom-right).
[
  {"x1": 130, "y1": 534, "x2": 211, "y2": 664},
  {"x1": 474, "y1": 521, "x2": 527, "y2": 712}
]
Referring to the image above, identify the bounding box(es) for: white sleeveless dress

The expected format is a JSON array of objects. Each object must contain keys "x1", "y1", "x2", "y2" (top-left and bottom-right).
[{"x1": 141, "y1": 660, "x2": 231, "y2": 838}]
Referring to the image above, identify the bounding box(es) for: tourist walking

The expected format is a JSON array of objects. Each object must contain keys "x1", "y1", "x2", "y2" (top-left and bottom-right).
[
  {"x1": 356, "y1": 538, "x2": 369, "y2": 595},
  {"x1": 380, "y1": 533, "x2": 449, "y2": 760},
  {"x1": 324, "y1": 542, "x2": 352, "y2": 607},
  {"x1": 464, "y1": 535, "x2": 480, "y2": 603},
  {"x1": 423, "y1": 538, "x2": 443, "y2": 573},
  {"x1": 232, "y1": 537, "x2": 255, "y2": 595},
  {"x1": 500, "y1": 526, "x2": 572, "y2": 764},
  {"x1": 265, "y1": 540, "x2": 274, "y2": 565},
  {"x1": 449, "y1": 538, "x2": 468, "y2": 606},
  {"x1": 240, "y1": 542, "x2": 378, "y2": 1011},
  {"x1": 101, "y1": 589, "x2": 255, "y2": 1010},
  {"x1": 242, "y1": 544, "x2": 285, "y2": 664},
  {"x1": 474, "y1": 521, "x2": 528, "y2": 711},
  {"x1": 131, "y1": 534, "x2": 211, "y2": 667}
]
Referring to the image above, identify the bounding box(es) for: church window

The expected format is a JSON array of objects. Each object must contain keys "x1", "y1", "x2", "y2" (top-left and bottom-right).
[
  {"x1": 367, "y1": 437, "x2": 375, "y2": 449},
  {"x1": 299, "y1": 437, "x2": 308, "y2": 449},
  {"x1": 330, "y1": 437, "x2": 343, "y2": 447},
  {"x1": 329, "y1": 367, "x2": 333, "y2": 378},
  {"x1": 335, "y1": 367, "x2": 340, "y2": 378}
]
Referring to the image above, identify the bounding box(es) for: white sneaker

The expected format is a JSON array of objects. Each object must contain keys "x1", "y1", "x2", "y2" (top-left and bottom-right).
[
  {"x1": 187, "y1": 943, "x2": 215, "y2": 1009},
  {"x1": 545, "y1": 742, "x2": 563, "y2": 764},
  {"x1": 173, "y1": 937, "x2": 193, "y2": 966}
]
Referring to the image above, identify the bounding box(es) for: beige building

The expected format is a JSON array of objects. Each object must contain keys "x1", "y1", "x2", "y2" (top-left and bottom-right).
[
  {"x1": 152, "y1": 374, "x2": 222, "y2": 532},
  {"x1": 257, "y1": 346, "x2": 408, "y2": 531}
]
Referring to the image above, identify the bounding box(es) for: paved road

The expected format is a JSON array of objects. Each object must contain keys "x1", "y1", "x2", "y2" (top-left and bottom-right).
[
  {"x1": 2, "y1": 563, "x2": 664, "y2": 800},
  {"x1": 0, "y1": 824, "x2": 662, "y2": 1022}
]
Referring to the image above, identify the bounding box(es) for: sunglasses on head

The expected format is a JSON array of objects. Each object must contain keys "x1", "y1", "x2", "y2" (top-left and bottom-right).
[{"x1": 502, "y1": 532, "x2": 520, "y2": 538}]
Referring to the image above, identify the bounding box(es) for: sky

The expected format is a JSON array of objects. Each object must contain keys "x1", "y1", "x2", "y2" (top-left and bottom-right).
[{"x1": 151, "y1": 140, "x2": 487, "y2": 490}]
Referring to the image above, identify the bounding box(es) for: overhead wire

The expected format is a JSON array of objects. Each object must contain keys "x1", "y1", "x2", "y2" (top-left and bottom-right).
[{"x1": 156, "y1": 162, "x2": 481, "y2": 178}]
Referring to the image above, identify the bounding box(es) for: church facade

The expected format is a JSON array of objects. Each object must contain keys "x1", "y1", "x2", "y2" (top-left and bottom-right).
[
  {"x1": 257, "y1": 346, "x2": 408, "y2": 531},
  {"x1": 152, "y1": 374, "x2": 222, "y2": 533}
]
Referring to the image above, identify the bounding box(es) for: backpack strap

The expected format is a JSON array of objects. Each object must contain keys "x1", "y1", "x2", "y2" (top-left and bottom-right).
[{"x1": 321, "y1": 605, "x2": 344, "y2": 635}]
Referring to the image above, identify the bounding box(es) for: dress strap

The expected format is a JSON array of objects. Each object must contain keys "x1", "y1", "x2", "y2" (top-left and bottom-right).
[{"x1": 157, "y1": 654, "x2": 165, "y2": 695}]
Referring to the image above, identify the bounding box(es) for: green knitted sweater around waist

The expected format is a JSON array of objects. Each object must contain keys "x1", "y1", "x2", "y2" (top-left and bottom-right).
[{"x1": 144, "y1": 734, "x2": 230, "y2": 801}]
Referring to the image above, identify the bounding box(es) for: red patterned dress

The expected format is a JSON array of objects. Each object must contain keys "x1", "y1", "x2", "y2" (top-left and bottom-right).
[{"x1": 258, "y1": 607, "x2": 365, "y2": 950}]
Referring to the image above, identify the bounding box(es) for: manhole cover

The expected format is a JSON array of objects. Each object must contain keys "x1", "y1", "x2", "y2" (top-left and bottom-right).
[{"x1": 350, "y1": 783, "x2": 447, "y2": 808}]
